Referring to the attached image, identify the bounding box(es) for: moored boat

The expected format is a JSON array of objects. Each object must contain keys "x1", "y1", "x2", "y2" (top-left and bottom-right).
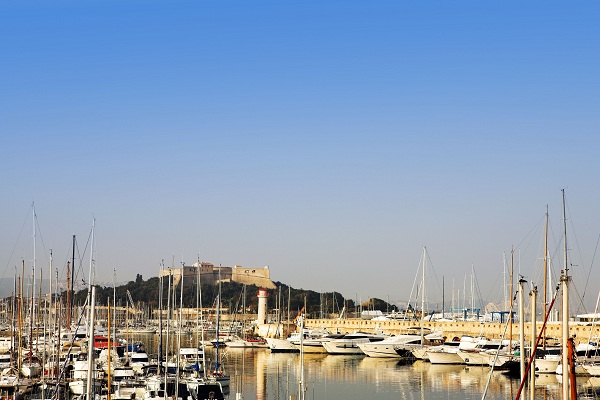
[{"x1": 322, "y1": 331, "x2": 388, "y2": 355}]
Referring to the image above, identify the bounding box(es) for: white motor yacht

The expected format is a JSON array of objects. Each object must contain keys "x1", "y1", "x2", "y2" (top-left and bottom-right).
[{"x1": 322, "y1": 332, "x2": 388, "y2": 355}]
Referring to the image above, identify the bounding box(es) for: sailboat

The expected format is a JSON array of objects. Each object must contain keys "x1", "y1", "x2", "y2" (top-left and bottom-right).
[
  {"x1": 393, "y1": 247, "x2": 445, "y2": 360},
  {"x1": 21, "y1": 204, "x2": 43, "y2": 379},
  {"x1": 208, "y1": 266, "x2": 230, "y2": 388},
  {"x1": 182, "y1": 260, "x2": 226, "y2": 400}
]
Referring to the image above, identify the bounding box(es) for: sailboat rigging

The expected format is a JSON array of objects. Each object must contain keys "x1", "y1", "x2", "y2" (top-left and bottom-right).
[{"x1": 209, "y1": 265, "x2": 230, "y2": 387}]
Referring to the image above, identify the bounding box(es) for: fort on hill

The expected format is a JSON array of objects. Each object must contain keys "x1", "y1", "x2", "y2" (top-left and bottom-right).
[{"x1": 158, "y1": 262, "x2": 276, "y2": 289}]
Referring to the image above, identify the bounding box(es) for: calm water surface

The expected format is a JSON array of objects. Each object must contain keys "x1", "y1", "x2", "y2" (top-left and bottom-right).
[{"x1": 135, "y1": 333, "x2": 598, "y2": 400}]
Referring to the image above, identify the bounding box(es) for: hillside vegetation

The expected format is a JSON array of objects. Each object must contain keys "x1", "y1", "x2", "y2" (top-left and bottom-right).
[{"x1": 69, "y1": 275, "x2": 398, "y2": 318}]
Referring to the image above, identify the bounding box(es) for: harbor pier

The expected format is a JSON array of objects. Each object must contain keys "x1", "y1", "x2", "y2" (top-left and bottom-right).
[{"x1": 290, "y1": 319, "x2": 600, "y2": 345}]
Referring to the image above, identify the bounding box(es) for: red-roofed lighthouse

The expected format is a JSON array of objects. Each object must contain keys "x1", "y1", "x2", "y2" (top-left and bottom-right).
[{"x1": 257, "y1": 287, "x2": 270, "y2": 324}]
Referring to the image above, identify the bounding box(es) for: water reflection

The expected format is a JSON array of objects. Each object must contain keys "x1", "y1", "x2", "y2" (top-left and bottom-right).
[{"x1": 132, "y1": 333, "x2": 589, "y2": 400}]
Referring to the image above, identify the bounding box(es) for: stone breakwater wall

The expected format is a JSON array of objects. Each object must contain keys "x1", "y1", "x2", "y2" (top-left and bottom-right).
[{"x1": 304, "y1": 319, "x2": 600, "y2": 345}]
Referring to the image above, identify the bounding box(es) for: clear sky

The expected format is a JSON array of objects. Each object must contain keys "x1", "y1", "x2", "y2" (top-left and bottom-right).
[{"x1": 2, "y1": 1, "x2": 600, "y2": 312}]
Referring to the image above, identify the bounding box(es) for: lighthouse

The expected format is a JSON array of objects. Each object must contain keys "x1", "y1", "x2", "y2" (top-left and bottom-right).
[{"x1": 257, "y1": 287, "x2": 269, "y2": 325}]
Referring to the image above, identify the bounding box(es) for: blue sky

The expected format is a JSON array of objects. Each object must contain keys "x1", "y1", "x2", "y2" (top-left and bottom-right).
[{"x1": 2, "y1": 1, "x2": 600, "y2": 312}]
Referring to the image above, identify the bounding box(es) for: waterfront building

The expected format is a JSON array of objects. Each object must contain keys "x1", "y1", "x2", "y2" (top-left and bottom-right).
[{"x1": 158, "y1": 262, "x2": 275, "y2": 289}]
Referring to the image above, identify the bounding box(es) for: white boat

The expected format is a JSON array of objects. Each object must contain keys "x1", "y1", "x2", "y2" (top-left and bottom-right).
[
  {"x1": 225, "y1": 335, "x2": 267, "y2": 348},
  {"x1": 289, "y1": 328, "x2": 335, "y2": 353},
  {"x1": 582, "y1": 362, "x2": 600, "y2": 376},
  {"x1": 185, "y1": 376, "x2": 225, "y2": 400},
  {"x1": 266, "y1": 337, "x2": 297, "y2": 353},
  {"x1": 426, "y1": 345, "x2": 463, "y2": 364},
  {"x1": 266, "y1": 330, "x2": 312, "y2": 353},
  {"x1": 111, "y1": 366, "x2": 136, "y2": 381},
  {"x1": 534, "y1": 354, "x2": 560, "y2": 374},
  {"x1": 20, "y1": 354, "x2": 42, "y2": 378},
  {"x1": 322, "y1": 332, "x2": 388, "y2": 355},
  {"x1": 129, "y1": 351, "x2": 150, "y2": 375},
  {"x1": 112, "y1": 379, "x2": 147, "y2": 400},
  {"x1": 359, "y1": 335, "x2": 421, "y2": 358},
  {"x1": 426, "y1": 336, "x2": 478, "y2": 364},
  {"x1": 457, "y1": 337, "x2": 511, "y2": 366},
  {"x1": 0, "y1": 338, "x2": 12, "y2": 355},
  {"x1": 483, "y1": 347, "x2": 519, "y2": 372},
  {"x1": 69, "y1": 359, "x2": 103, "y2": 395},
  {"x1": 119, "y1": 326, "x2": 157, "y2": 335},
  {"x1": 0, "y1": 354, "x2": 11, "y2": 369},
  {"x1": 556, "y1": 361, "x2": 588, "y2": 376},
  {"x1": 394, "y1": 331, "x2": 446, "y2": 360},
  {"x1": 178, "y1": 347, "x2": 205, "y2": 372},
  {"x1": 299, "y1": 333, "x2": 345, "y2": 354},
  {"x1": 358, "y1": 328, "x2": 441, "y2": 358}
]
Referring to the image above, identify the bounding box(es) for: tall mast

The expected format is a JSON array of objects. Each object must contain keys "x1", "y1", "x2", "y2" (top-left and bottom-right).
[
  {"x1": 20, "y1": 258, "x2": 24, "y2": 347},
  {"x1": 32, "y1": 203, "x2": 36, "y2": 330},
  {"x1": 164, "y1": 268, "x2": 172, "y2": 392},
  {"x1": 420, "y1": 247, "x2": 425, "y2": 342},
  {"x1": 12, "y1": 270, "x2": 16, "y2": 353},
  {"x1": 87, "y1": 220, "x2": 95, "y2": 337},
  {"x1": 113, "y1": 269, "x2": 116, "y2": 356},
  {"x1": 543, "y1": 205, "x2": 549, "y2": 349},
  {"x1": 175, "y1": 262, "x2": 184, "y2": 400},
  {"x1": 86, "y1": 285, "x2": 97, "y2": 400},
  {"x1": 503, "y1": 253, "x2": 507, "y2": 310},
  {"x1": 561, "y1": 189, "x2": 570, "y2": 400},
  {"x1": 68, "y1": 234, "x2": 76, "y2": 328},
  {"x1": 442, "y1": 276, "x2": 445, "y2": 320},
  {"x1": 299, "y1": 296, "x2": 306, "y2": 400},
  {"x1": 471, "y1": 264, "x2": 475, "y2": 318},
  {"x1": 215, "y1": 265, "x2": 222, "y2": 373},
  {"x1": 18, "y1": 271, "x2": 22, "y2": 376},
  {"x1": 510, "y1": 247, "x2": 514, "y2": 345},
  {"x1": 49, "y1": 249, "x2": 53, "y2": 342},
  {"x1": 88, "y1": 218, "x2": 96, "y2": 292},
  {"x1": 158, "y1": 261, "x2": 164, "y2": 373}
]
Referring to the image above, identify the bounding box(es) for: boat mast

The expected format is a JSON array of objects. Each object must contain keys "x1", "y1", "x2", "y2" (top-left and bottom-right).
[
  {"x1": 158, "y1": 261, "x2": 164, "y2": 374},
  {"x1": 442, "y1": 276, "x2": 445, "y2": 320},
  {"x1": 420, "y1": 247, "x2": 425, "y2": 342},
  {"x1": 12, "y1": 271, "x2": 16, "y2": 357},
  {"x1": 518, "y1": 277, "x2": 526, "y2": 381},
  {"x1": 86, "y1": 285, "x2": 97, "y2": 400},
  {"x1": 214, "y1": 264, "x2": 222, "y2": 375},
  {"x1": 529, "y1": 285, "x2": 537, "y2": 400},
  {"x1": 164, "y1": 268, "x2": 172, "y2": 393},
  {"x1": 29, "y1": 265, "x2": 34, "y2": 357},
  {"x1": 175, "y1": 262, "x2": 184, "y2": 400},
  {"x1": 112, "y1": 269, "x2": 116, "y2": 344},
  {"x1": 107, "y1": 296, "x2": 112, "y2": 400},
  {"x1": 560, "y1": 189, "x2": 570, "y2": 400},
  {"x1": 503, "y1": 253, "x2": 507, "y2": 312},
  {"x1": 471, "y1": 264, "x2": 475, "y2": 319},
  {"x1": 287, "y1": 286, "x2": 291, "y2": 326},
  {"x1": 197, "y1": 258, "x2": 207, "y2": 378},
  {"x1": 509, "y1": 248, "x2": 514, "y2": 348},
  {"x1": 88, "y1": 218, "x2": 95, "y2": 293},
  {"x1": 543, "y1": 205, "x2": 549, "y2": 350},
  {"x1": 18, "y1": 269, "x2": 22, "y2": 376},
  {"x1": 299, "y1": 297, "x2": 306, "y2": 400},
  {"x1": 49, "y1": 249, "x2": 53, "y2": 354},
  {"x1": 32, "y1": 203, "x2": 36, "y2": 341},
  {"x1": 69, "y1": 234, "x2": 76, "y2": 328}
]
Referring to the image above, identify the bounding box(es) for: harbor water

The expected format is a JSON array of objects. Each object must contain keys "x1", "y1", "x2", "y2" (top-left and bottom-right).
[{"x1": 136, "y1": 333, "x2": 598, "y2": 400}]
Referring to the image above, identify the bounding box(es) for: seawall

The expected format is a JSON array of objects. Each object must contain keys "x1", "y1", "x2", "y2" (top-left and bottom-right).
[{"x1": 299, "y1": 318, "x2": 600, "y2": 345}]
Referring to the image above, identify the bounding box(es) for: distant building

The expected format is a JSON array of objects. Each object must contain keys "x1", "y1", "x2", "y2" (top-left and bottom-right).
[
  {"x1": 576, "y1": 313, "x2": 600, "y2": 324},
  {"x1": 159, "y1": 262, "x2": 275, "y2": 289},
  {"x1": 232, "y1": 265, "x2": 276, "y2": 289}
]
